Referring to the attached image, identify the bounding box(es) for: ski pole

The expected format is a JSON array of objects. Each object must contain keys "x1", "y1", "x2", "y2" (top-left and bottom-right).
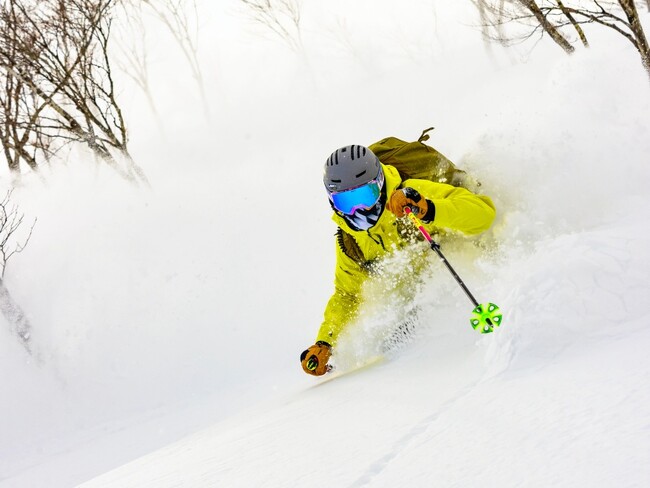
[{"x1": 404, "y1": 207, "x2": 502, "y2": 333}]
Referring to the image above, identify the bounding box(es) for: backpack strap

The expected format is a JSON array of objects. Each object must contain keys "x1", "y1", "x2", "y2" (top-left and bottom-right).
[{"x1": 418, "y1": 127, "x2": 435, "y2": 143}]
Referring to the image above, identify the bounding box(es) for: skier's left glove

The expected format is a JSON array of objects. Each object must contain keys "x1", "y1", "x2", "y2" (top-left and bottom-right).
[
  {"x1": 300, "y1": 341, "x2": 332, "y2": 376},
  {"x1": 387, "y1": 187, "x2": 435, "y2": 222}
]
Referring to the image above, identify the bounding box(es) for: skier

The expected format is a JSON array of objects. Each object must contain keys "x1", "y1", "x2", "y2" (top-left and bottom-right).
[{"x1": 300, "y1": 144, "x2": 496, "y2": 376}]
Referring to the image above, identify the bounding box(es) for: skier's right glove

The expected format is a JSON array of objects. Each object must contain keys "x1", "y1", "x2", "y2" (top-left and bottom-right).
[
  {"x1": 300, "y1": 341, "x2": 332, "y2": 376},
  {"x1": 387, "y1": 187, "x2": 435, "y2": 222}
]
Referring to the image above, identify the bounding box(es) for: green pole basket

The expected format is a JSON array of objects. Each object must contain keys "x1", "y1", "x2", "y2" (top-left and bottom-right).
[{"x1": 470, "y1": 303, "x2": 503, "y2": 334}]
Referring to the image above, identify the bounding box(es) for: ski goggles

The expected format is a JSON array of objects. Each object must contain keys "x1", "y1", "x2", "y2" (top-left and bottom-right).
[{"x1": 329, "y1": 169, "x2": 384, "y2": 215}]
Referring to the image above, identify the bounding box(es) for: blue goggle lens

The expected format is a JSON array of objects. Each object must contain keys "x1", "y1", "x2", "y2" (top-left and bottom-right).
[{"x1": 330, "y1": 177, "x2": 383, "y2": 215}]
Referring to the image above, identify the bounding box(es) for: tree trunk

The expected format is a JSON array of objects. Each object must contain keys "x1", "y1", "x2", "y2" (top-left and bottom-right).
[
  {"x1": 519, "y1": 0, "x2": 576, "y2": 53},
  {"x1": 557, "y1": 0, "x2": 589, "y2": 47},
  {"x1": 0, "y1": 278, "x2": 31, "y2": 353},
  {"x1": 618, "y1": 0, "x2": 650, "y2": 81}
]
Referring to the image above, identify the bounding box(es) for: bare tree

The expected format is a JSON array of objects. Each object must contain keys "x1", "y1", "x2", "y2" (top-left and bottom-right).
[
  {"x1": 472, "y1": 0, "x2": 574, "y2": 51},
  {"x1": 113, "y1": 1, "x2": 163, "y2": 128},
  {"x1": 0, "y1": 1, "x2": 54, "y2": 175},
  {"x1": 239, "y1": 0, "x2": 303, "y2": 52},
  {"x1": 556, "y1": 0, "x2": 589, "y2": 47},
  {"x1": 472, "y1": 0, "x2": 650, "y2": 81},
  {"x1": 0, "y1": 0, "x2": 147, "y2": 183},
  {"x1": 519, "y1": 0, "x2": 576, "y2": 53},
  {"x1": 144, "y1": 0, "x2": 204, "y2": 100},
  {"x1": 0, "y1": 190, "x2": 35, "y2": 352},
  {"x1": 117, "y1": 0, "x2": 207, "y2": 119},
  {"x1": 616, "y1": 0, "x2": 650, "y2": 73},
  {"x1": 0, "y1": 192, "x2": 34, "y2": 278}
]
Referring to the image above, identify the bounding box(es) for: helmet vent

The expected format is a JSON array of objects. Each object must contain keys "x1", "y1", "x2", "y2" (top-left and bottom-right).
[
  {"x1": 349, "y1": 145, "x2": 364, "y2": 161},
  {"x1": 355, "y1": 170, "x2": 366, "y2": 178}
]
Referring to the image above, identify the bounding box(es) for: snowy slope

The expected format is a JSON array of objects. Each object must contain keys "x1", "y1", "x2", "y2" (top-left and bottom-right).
[
  {"x1": 79, "y1": 196, "x2": 650, "y2": 487},
  {"x1": 79, "y1": 320, "x2": 650, "y2": 487},
  {"x1": 2, "y1": 1, "x2": 650, "y2": 487}
]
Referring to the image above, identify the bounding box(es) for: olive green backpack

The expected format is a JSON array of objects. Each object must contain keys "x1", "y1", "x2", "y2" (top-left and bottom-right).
[{"x1": 368, "y1": 127, "x2": 478, "y2": 190}]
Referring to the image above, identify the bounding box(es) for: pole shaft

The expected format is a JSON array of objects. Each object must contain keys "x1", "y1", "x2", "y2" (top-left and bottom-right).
[
  {"x1": 404, "y1": 207, "x2": 480, "y2": 308},
  {"x1": 429, "y1": 241, "x2": 480, "y2": 308}
]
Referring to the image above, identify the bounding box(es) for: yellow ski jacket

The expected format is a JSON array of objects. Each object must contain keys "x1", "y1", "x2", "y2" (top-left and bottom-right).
[{"x1": 316, "y1": 164, "x2": 496, "y2": 345}]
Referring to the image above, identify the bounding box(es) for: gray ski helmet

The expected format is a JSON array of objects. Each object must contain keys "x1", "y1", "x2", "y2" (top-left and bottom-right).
[{"x1": 323, "y1": 145, "x2": 382, "y2": 193}]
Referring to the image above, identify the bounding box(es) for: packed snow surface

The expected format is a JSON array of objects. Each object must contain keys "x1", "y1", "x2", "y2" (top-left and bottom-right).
[{"x1": 1, "y1": 1, "x2": 649, "y2": 487}]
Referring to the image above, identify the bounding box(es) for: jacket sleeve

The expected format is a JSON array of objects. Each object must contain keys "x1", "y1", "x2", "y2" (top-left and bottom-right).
[
  {"x1": 404, "y1": 179, "x2": 496, "y2": 235},
  {"x1": 316, "y1": 236, "x2": 368, "y2": 345}
]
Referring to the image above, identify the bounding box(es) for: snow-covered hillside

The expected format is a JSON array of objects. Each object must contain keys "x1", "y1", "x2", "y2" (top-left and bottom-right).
[{"x1": 1, "y1": 1, "x2": 649, "y2": 487}]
